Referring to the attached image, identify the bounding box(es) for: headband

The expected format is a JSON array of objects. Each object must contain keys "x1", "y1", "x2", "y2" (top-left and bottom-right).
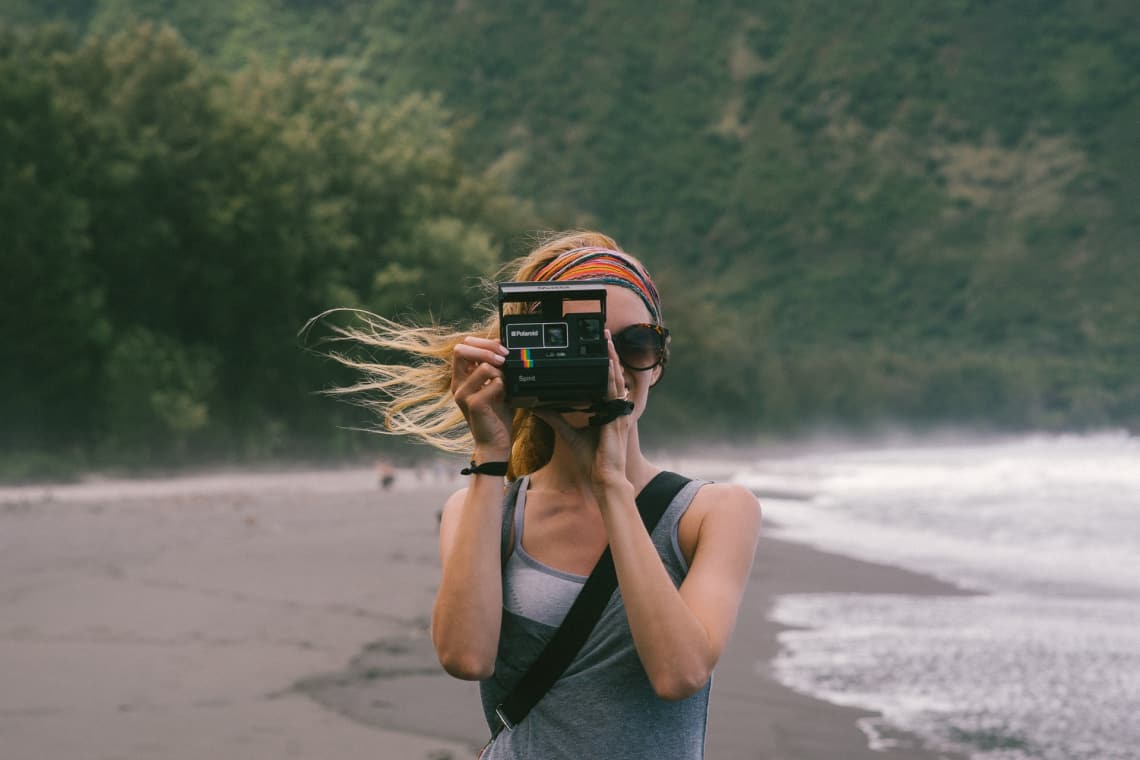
[{"x1": 532, "y1": 247, "x2": 663, "y2": 324}]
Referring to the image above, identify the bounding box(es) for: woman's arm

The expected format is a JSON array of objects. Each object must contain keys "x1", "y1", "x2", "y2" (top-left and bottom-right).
[
  {"x1": 536, "y1": 331, "x2": 762, "y2": 699},
  {"x1": 598, "y1": 480, "x2": 761, "y2": 701},
  {"x1": 431, "y1": 336, "x2": 513, "y2": 680},
  {"x1": 431, "y1": 470, "x2": 509, "y2": 680}
]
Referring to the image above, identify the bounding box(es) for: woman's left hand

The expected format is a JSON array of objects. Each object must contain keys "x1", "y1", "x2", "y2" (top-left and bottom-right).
[{"x1": 534, "y1": 330, "x2": 632, "y2": 491}]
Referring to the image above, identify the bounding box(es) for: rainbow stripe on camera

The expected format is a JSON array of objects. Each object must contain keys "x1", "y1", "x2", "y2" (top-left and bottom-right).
[{"x1": 520, "y1": 349, "x2": 534, "y2": 368}]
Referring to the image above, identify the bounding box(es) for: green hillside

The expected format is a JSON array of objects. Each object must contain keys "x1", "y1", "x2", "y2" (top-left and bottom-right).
[{"x1": 2, "y1": 1, "x2": 1137, "y2": 477}]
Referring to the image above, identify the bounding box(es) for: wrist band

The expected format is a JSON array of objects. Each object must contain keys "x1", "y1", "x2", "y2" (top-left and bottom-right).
[{"x1": 460, "y1": 460, "x2": 509, "y2": 476}]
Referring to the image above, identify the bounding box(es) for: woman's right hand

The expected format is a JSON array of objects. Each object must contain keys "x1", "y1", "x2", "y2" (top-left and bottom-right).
[{"x1": 450, "y1": 336, "x2": 513, "y2": 455}]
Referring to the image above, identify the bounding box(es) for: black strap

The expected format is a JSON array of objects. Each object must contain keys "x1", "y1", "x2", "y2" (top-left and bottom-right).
[
  {"x1": 492, "y1": 470, "x2": 691, "y2": 737},
  {"x1": 587, "y1": 398, "x2": 635, "y2": 426},
  {"x1": 547, "y1": 399, "x2": 636, "y2": 427}
]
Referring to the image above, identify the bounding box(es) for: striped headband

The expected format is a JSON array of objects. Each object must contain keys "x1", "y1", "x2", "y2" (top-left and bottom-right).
[{"x1": 532, "y1": 247, "x2": 663, "y2": 324}]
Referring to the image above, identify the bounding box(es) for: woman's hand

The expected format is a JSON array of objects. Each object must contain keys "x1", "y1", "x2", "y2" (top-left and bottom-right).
[
  {"x1": 536, "y1": 330, "x2": 632, "y2": 492},
  {"x1": 450, "y1": 336, "x2": 512, "y2": 457}
]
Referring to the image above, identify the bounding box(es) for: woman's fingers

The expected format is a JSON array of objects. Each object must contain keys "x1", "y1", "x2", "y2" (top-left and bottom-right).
[
  {"x1": 454, "y1": 361, "x2": 510, "y2": 443},
  {"x1": 452, "y1": 361, "x2": 505, "y2": 406},
  {"x1": 604, "y1": 330, "x2": 627, "y2": 400},
  {"x1": 464, "y1": 378, "x2": 507, "y2": 420},
  {"x1": 453, "y1": 342, "x2": 506, "y2": 371},
  {"x1": 450, "y1": 337, "x2": 508, "y2": 393},
  {"x1": 459, "y1": 336, "x2": 509, "y2": 357}
]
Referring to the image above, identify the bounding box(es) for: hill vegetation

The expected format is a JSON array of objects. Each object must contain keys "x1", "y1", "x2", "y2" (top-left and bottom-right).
[{"x1": 2, "y1": 1, "x2": 1137, "y2": 478}]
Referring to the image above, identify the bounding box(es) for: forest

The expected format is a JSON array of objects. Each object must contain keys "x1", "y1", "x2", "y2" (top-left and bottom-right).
[{"x1": 2, "y1": 1, "x2": 1137, "y2": 480}]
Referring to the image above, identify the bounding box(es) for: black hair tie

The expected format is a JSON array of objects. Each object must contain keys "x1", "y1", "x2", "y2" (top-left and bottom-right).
[{"x1": 460, "y1": 460, "x2": 509, "y2": 476}]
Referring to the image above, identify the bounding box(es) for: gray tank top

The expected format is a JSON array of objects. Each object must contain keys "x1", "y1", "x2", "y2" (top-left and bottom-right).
[{"x1": 479, "y1": 475, "x2": 712, "y2": 760}]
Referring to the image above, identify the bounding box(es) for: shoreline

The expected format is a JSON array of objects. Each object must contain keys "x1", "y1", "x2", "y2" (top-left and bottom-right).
[
  {"x1": 706, "y1": 523, "x2": 974, "y2": 760},
  {"x1": 1, "y1": 468, "x2": 970, "y2": 759}
]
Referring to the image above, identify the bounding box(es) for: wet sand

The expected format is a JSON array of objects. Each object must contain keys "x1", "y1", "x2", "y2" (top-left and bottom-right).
[{"x1": 0, "y1": 466, "x2": 966, "y2": 759}]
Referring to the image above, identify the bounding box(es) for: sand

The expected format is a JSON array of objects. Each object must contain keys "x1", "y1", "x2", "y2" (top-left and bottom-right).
[{"x1": 0, "y1": 465, "x2": 967, "y2": 759}]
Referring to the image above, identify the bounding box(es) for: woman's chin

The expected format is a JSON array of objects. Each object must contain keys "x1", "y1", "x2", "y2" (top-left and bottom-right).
[{"x1": 559, "y1": 410, "x2": 593, "y2": 429}]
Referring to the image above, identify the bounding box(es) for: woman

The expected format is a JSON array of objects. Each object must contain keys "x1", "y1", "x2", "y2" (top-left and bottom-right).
[{"x1": 335, "y1": 231, "x2": 760, "y2": 758}]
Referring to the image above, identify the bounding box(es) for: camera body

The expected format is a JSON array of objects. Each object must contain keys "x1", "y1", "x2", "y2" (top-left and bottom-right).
[{"x1": 498, "y1": 281, "x2": 610, "y2": 408}]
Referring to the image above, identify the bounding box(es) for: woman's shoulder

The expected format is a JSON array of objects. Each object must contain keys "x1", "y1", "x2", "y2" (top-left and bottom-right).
[
  {"x1": 684, "y1": 479, "x2": 762, "y2": 527},
  {"x1": 678, "y1": 475, "x2": 759, "y2": 506},
  {"x1": 674, "y1": 478, "x2": 760, "y2": 560},
  {"x1": 440, "y1": 479, "x2": 520, "y2": 520},
  {"x1": 442, "y1": 485, "x2": 469, "y2": 512}
]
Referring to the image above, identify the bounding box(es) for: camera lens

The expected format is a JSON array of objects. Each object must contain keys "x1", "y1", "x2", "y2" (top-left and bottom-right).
[{"x1": 543, "y1": 323, "x2": 567, "y2": 347}]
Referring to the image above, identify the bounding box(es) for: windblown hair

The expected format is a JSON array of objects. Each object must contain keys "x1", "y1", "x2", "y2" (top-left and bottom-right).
[{"x1": 315, "y1": 230, "x2": 655, "y2": 481}]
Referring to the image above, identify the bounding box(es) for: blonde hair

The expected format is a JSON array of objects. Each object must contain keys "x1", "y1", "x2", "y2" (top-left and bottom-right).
[{"x1": 316, "y1": 230, "x2": 646, "y2": 481}]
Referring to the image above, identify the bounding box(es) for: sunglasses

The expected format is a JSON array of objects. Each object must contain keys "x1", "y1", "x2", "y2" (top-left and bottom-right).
[{"x1": 612, "y1": 323, "x2": 670, "y2": 371}]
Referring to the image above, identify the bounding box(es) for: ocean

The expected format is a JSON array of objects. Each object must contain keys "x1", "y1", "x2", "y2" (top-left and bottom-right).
[{"x1": 732, "y1": 432, "x2": 1140, "y2": 760}]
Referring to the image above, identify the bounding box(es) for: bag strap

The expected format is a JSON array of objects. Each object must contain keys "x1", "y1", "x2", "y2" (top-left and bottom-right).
[{"x1": 492, "y1": 470, "x2": 692, "y2": 737}]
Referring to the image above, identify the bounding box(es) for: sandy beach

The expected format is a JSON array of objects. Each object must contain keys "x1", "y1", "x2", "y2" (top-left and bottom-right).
[{"x1": 0, "y1": 465, "x2": 967, "y2": 759}]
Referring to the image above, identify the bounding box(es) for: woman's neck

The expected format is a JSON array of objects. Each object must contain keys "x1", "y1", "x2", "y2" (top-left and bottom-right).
[{"x1": 534, "y1": 423, "x2": 658, "y2": 497}]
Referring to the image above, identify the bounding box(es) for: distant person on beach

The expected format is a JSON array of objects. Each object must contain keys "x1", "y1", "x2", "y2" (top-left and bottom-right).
[
  {"x1": 375, "y1": 459, "x2": 396, "y2": 490},
  {"x1": 328, "y1": 231, "x2": 761, "y2": 759}
]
